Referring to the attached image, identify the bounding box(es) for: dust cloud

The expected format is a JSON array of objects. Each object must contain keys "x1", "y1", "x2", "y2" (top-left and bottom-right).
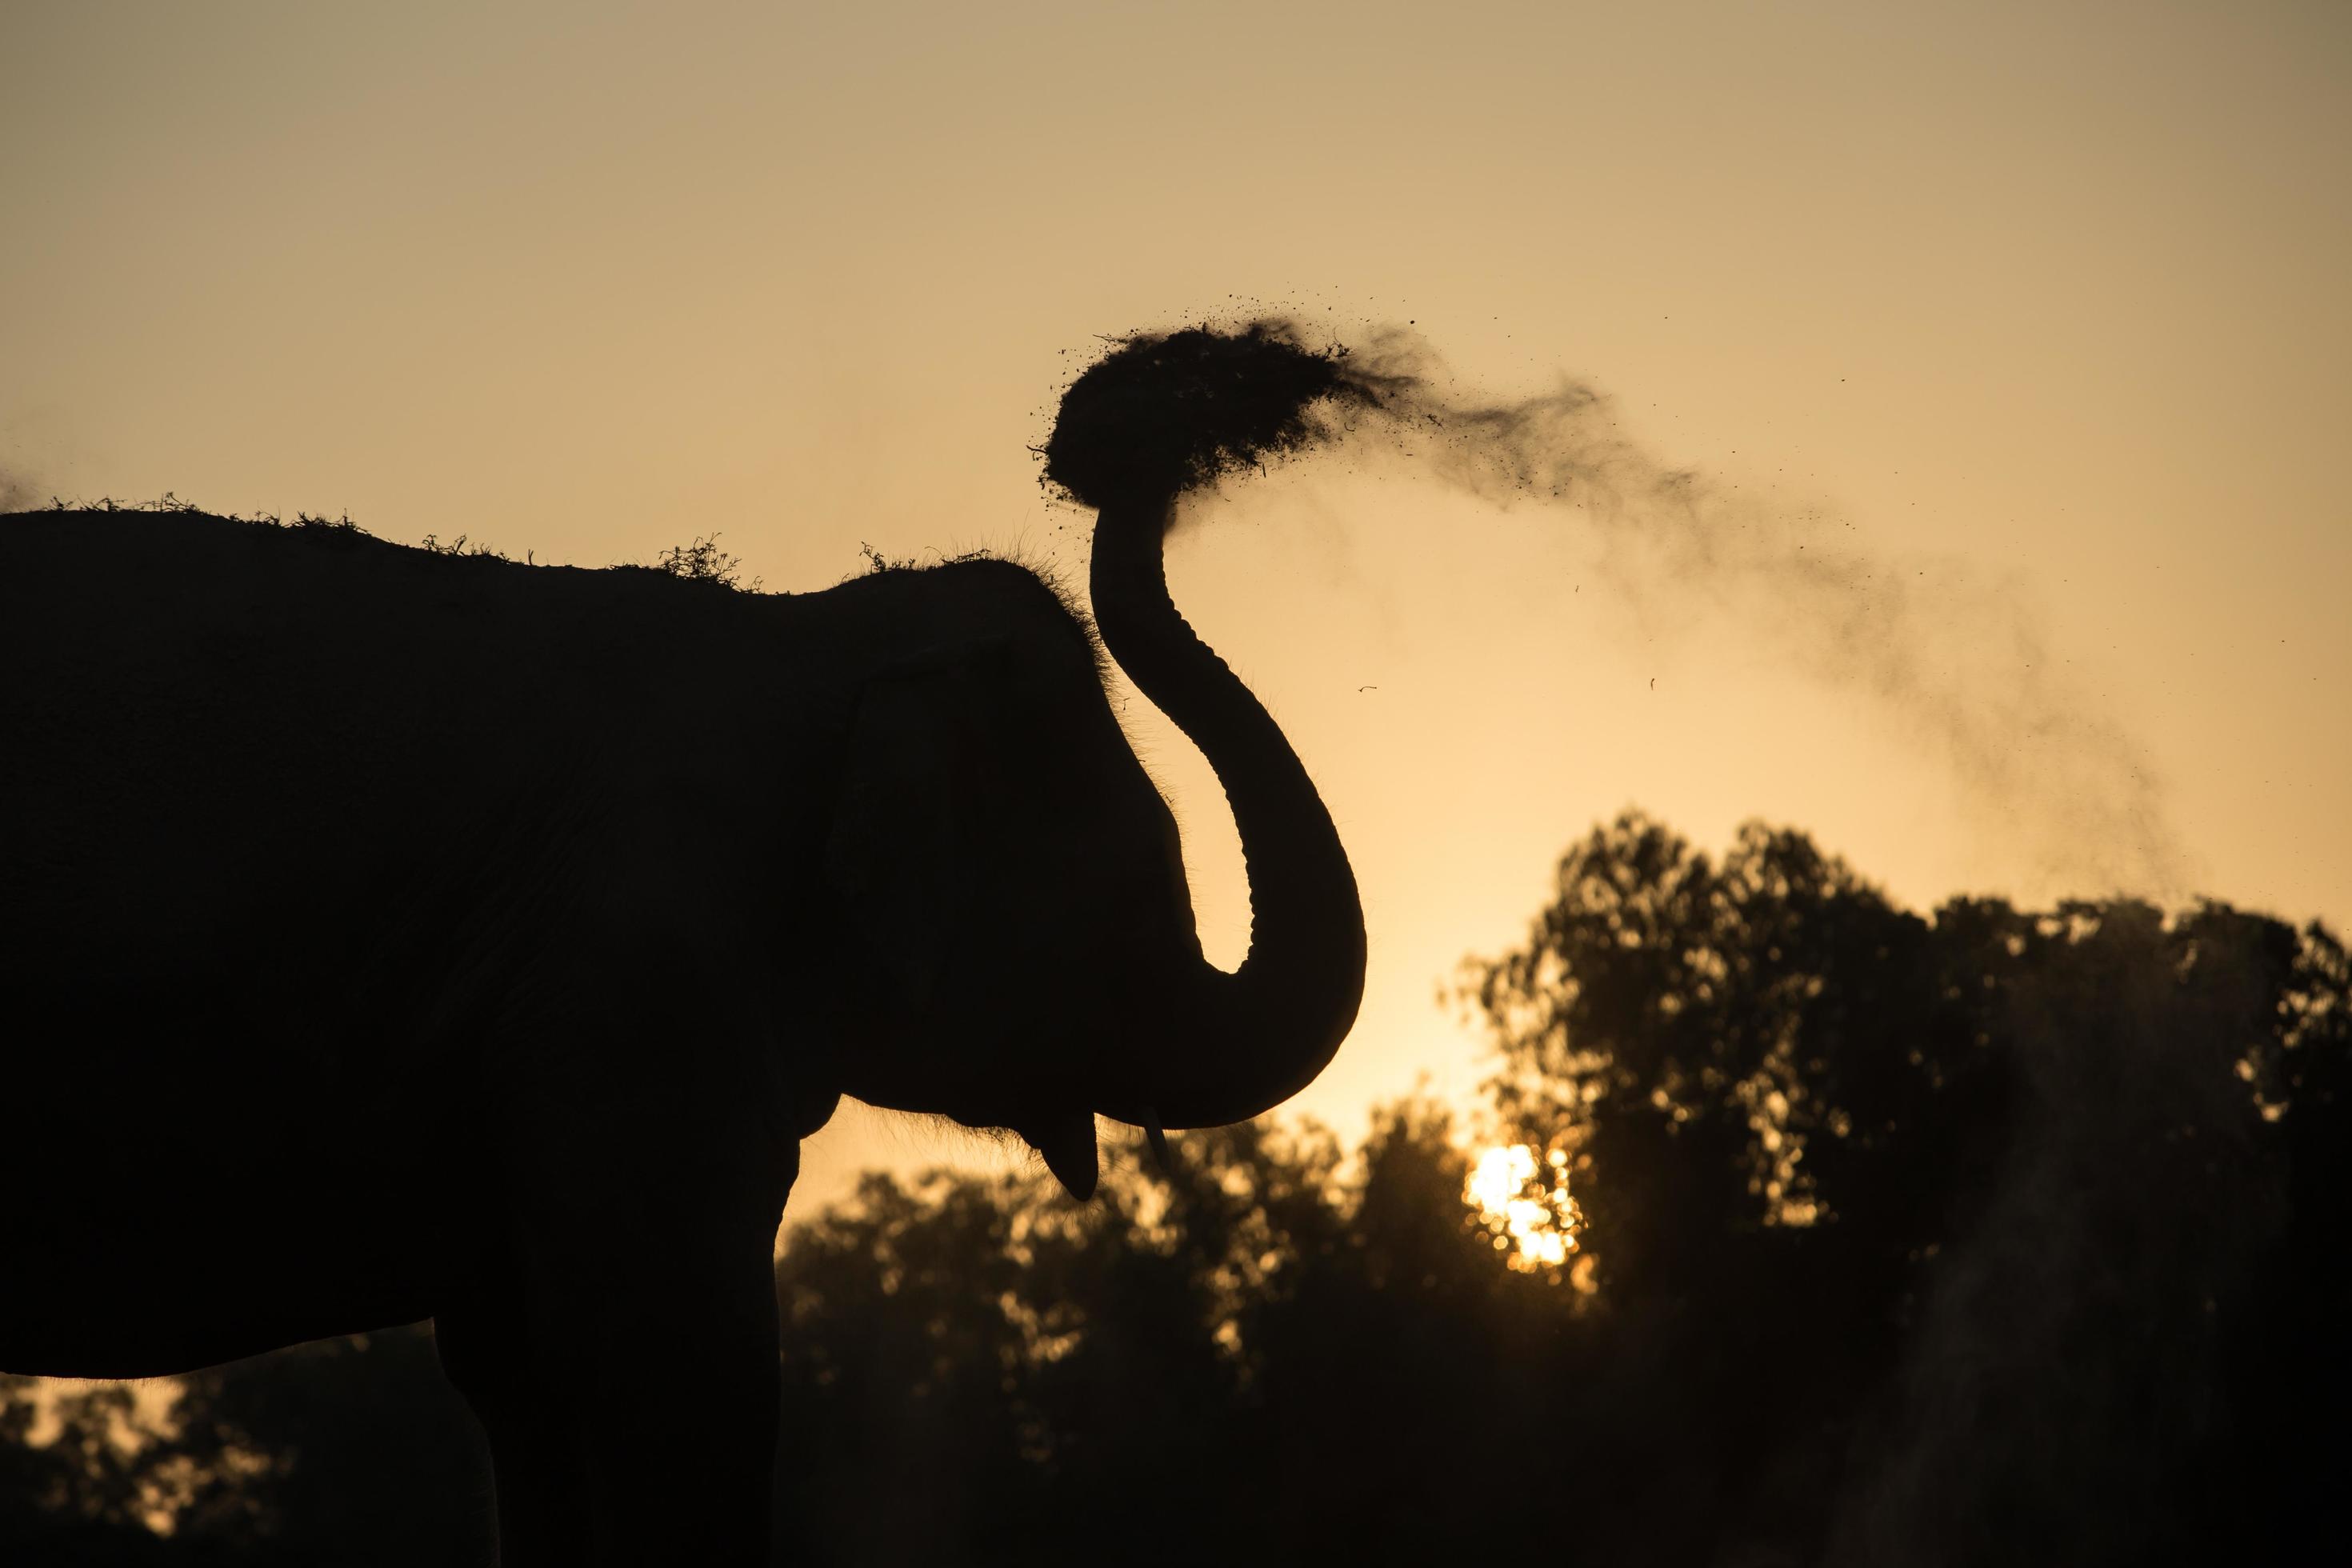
[
  {"x1": 1049, "y1": 318, "x2": 2182, "y2": 900},
  {"x1": 0, "y1": 466, "x2": 42, "y2": 514}
]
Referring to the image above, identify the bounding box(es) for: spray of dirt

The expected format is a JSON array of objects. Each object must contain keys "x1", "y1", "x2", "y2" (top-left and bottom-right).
[
  {"x1": 0, "y1": 466, "x2": 41, "y2": 514},
  {"x1": 1046, "y1": 318, "x2": 2182, "y2": 900},
  {"x1": 1827, "y1": 906, "x2": 2308, "y2": 1566}
]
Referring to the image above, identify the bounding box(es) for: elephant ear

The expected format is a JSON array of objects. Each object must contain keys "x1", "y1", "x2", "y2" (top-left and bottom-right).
[{"x1": 824, "y1": 636, "x2": 1022, "y2": 1023}]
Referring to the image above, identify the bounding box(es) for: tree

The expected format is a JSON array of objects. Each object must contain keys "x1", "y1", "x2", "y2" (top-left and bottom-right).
[
  {"x1": 0, "y1": 1332, "x2": 489, "y2": 1565},
  {"x1": 1463, "y1": 810, "x2": 2352, "y2": 1566}
]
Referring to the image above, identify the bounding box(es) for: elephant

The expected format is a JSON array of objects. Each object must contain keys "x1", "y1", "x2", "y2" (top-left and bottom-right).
[{"x1": 0, "y1": 459, "x2": 1365, "y2": 1559}]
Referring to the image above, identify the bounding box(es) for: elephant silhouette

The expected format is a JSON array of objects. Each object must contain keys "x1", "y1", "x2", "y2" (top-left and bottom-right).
[{"x1": 1, "y1": 326, "x2": 1368, "y2": 1565}]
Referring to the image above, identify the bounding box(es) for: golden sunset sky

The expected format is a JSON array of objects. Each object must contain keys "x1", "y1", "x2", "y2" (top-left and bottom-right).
[{"x1": 6, "y1": 2, "x2": 2346, "y2": 1216}]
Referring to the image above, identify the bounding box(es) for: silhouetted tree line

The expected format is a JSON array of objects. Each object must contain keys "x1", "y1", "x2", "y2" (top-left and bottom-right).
[{"x1": 6, "y1": 812, "x2": 2346, "y2": 1565}]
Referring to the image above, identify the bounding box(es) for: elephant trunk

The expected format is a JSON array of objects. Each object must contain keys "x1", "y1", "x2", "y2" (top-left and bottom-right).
[{"x1": 1089, "y1": 494, "x2": 1366, "y2": 1130}]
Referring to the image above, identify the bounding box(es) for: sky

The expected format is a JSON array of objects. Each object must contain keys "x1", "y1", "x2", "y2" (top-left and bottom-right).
[{"x1": 5, "y1": 0, "x2": 2346, "y2": 1219}]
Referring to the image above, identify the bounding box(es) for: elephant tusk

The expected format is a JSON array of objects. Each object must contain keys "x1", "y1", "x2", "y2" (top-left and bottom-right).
[{"x1": 1015, "y1": 1109, "x2": 1102, "y2": 1202}]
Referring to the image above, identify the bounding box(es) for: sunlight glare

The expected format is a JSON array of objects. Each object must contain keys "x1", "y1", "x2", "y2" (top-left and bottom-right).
[{"x1": 1465, "y1": 1144, "x2": 1583, "y2": 1274}]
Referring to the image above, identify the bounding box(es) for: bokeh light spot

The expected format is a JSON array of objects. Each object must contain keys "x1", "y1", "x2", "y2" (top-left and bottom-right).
[{"x1": 1465, "y1": 1144, "x2": 1583, "y2": 1274}]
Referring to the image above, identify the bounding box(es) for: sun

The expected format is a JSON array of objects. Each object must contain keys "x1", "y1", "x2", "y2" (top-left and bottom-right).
[{"x1": 1465, "y1": 1143, "x2": 1582, "y2": 1274}]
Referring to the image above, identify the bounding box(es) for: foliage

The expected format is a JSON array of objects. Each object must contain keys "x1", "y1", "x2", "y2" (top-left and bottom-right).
[
  {"x1": 651, "y1": 532, "x2": 758, "y2": 590},
  {"x1": 770, "y1": 1107, "x2": 1591, "y2": 1566},
  {"x1": 1463, "y1": 810, "x2": 2352, "y2": 1566},
  {"x1": 5, "y1": 813, "x2": 2345, "y2": 1564},
  {"x1": 1, "y1": 1374, "x2": 189, "y2": 1562},
  {"x1": 415, "y1": 530, "x2": 509, "y2": 560},
  {"x1": 30, "y1": 493, "x2": 366, "y2": 538},
  {"x1": 2, "y1": 1331, "x2": 490, "y2": 1566}
]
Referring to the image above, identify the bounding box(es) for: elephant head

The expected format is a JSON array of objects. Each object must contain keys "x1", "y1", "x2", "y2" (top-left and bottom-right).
[{"x1": 819, "y1": 326, "x2": 1373, "y2": 1196}]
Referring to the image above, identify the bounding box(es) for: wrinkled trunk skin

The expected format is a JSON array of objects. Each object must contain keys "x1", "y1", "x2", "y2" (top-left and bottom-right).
[{"x1": 1088, "y1": 495, "x2": 1366, "y2": 1130}]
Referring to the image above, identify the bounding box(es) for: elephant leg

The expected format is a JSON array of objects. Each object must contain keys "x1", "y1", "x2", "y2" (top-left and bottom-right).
[
  {"x1": 441, "y1": 1214, "x2": 785, "y2": 1566},
  {"x1": 467, "y1": 1392, "x2": 593, "y2": 1563},
  {"x1": 442, "y1": 1114, "x2": 799, "y2": 1561},
  {"x1": 578, "y1": 1243, "x2": 784, "y2": 1563},
  {"x1": 436, "y1": 1282, "x2": 594, "y2": 1566}
]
